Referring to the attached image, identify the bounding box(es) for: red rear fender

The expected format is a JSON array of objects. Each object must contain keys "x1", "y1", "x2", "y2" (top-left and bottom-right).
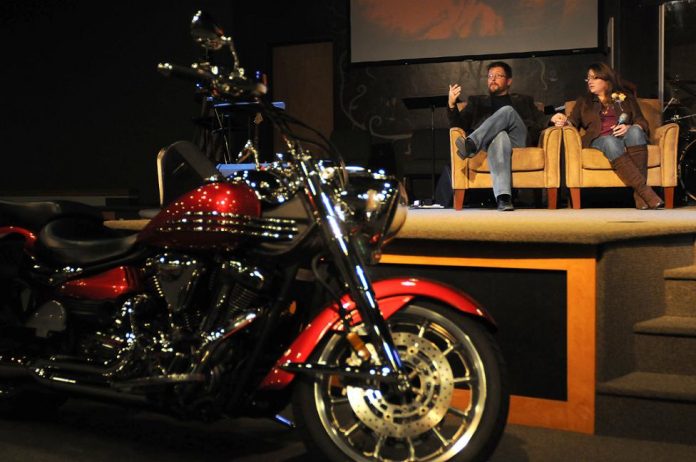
[
  {"x1": 0, "y1": 226, "x2": 37, "y2": 249},
  {"x1": 258, "y1": 277, "x2": 494, "y2": 390}
]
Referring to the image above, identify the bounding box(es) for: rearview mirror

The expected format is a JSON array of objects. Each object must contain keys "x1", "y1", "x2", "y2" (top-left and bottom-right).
[{"x1": 190, "y1": 10, "x2": 228, "y2": 51}]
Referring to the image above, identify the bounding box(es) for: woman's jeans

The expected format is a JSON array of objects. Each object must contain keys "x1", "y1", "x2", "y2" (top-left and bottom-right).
[{"x1": 590, "y1": 125, "x2": 647, "y2": 161}]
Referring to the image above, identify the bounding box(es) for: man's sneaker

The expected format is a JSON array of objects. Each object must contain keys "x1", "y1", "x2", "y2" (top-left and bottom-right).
[
  {"x1": 455, "y1": 136, "x2": 478, "y2": 160},
  {"x1": 496, "y1": 194, "x2": 514, "y2": 211}
]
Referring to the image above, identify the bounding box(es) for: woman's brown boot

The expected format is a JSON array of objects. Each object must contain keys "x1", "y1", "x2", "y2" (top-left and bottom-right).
[
  {"x1": 610, "y1": 153, "x2": 664, "y2": 209},
  {"x1": 625, "y1": 145, "x2": 649, "y2": 209}
]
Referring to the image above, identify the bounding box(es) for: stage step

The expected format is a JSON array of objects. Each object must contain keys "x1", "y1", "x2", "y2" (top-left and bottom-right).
[
  {"x1": 596, "y1": 372, "x2": 696, "y2": 444},
  {"x1": 663, "y1": 265, "x2": 696, "y2": 316},
  {"x1": 595, "y1": 392, "x2": 696, "y2": 445},
  {"x1": 633, "y1": 331, "x2": 696, "y2": 376},
  {"x1": 634, "y1": 315, "x2": 696, "y2": 336},
  {"x1": 592, "y1": 241, "x2": 696, "y2": 444},
  {"x1": 598, "y1": 371, "x2": 696, "y2": 402},
  {"x1": 665, "y1": 265, "x2": 696, "y2": 280}
]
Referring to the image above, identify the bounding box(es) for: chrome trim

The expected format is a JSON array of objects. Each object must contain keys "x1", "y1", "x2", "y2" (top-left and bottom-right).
[
  {"x1": 272, "y1": 414, "x2": 295, "y2": 429},
  {"x1": 112, "y1": 373, "x2": 206, "y2": 390},
  {"x1": 185, "y1": 211, "x2": 296, "y2": 222},
  {"x1": 288, "y1": 144, "x2": 406, "y2": 379},
  {"x1": 146, "y1": 253, "x2": 204, "y2": 313},
  {"x1": 222, "y1": 260, "x2": 267, "y2": 291},
  {"x1": 156, "y1": 147, "x2": 167, "y2": 206},
  {"x1": 155, "y1": 212, "x2": 299, "y2": 241},
  {"x1": 226, "y1": 163, "x2": 302, "y2": 205},
  {"x1": 280, "y1": 362, "x2": 398, "y2": 383}
]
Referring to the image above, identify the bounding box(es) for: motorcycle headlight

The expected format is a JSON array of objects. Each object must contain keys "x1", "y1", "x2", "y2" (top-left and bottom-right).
[{"x1": 342, "y1": 167, "x2": 408, "y2": 264}]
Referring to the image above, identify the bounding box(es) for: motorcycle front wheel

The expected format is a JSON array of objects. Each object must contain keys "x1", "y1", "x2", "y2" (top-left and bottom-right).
[{"x1": 293, "y1": 302, "x2": 509, "y2": 462}]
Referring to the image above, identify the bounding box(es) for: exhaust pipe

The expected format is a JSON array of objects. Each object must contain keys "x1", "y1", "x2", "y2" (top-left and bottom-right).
[
  {"x1": 31, "y1": 369, "x2": 148, "y2": 404},
  {"x1": 0, "y1": 354, "x2": 32, "y2": 378},
  {"x1": 0, "y1": 355, "x2": 147, "y2": 404}
]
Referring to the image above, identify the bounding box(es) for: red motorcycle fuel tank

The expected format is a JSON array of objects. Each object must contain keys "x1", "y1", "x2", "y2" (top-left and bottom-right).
[{"x1": 138, "y1": 181, "x2": 261, "y2": 250}]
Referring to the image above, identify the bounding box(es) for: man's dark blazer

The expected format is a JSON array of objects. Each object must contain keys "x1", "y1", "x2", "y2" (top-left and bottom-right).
[{"x1": 446, "y1": 93, "x2": 550, "y2": 146}]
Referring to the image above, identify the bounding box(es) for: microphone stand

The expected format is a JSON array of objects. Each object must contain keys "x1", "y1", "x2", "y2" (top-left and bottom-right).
[
  {"x1": 401, "y1": 95, "x2": 449, "y2": 206},
  {"x1": 429, "y1": 102, "x2": 436, "y2": 203}
]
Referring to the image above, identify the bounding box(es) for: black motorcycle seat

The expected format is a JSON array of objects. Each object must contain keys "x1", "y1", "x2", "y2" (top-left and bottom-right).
[
  {"x1": 0, "y1": 199, "x2": 102, "y2": 231},
  {"x1": 37, "y1": 217, "x2": 139, "y2": 267}
]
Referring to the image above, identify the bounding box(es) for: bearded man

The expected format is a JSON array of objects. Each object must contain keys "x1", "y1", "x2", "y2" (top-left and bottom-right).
[{"x1": 447, "y1": 61, "x2": 550, "y2": 211}]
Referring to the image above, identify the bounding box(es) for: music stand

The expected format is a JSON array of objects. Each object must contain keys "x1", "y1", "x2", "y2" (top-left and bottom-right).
[
  {"x1": 402, "y1": 95, "x2": 449, "y2": 204},
  {"x1": 196, "y1": 98, "x2": 286, "y2": 163}
]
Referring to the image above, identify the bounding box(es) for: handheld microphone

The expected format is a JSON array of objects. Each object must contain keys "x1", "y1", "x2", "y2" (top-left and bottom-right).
[{"x1": 617, "y1": 112, "x2": 629, "y2": 125}]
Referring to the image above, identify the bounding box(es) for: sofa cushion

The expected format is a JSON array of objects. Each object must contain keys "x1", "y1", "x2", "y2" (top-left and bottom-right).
[
  {"x1": 581, "y1": 144, "x2": 661, "y2": 170},
  {"x1": 581, "y1": 149, "x2": 612, "y2": 170},
  {"x1": 469, "y1": 147, "x2": 546, "y2": 173}
]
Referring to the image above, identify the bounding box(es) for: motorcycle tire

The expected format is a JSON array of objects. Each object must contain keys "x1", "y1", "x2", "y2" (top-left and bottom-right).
[{"x1": 292, "y1": 302, "x2": 509, "y2": 462}]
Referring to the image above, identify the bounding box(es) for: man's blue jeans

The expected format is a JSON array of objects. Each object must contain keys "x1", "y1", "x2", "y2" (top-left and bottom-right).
[{"x1": 467, "y1": 106, "x2": 527, "y2": 197}]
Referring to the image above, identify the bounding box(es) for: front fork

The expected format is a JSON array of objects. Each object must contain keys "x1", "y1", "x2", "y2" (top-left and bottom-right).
[{"x1": 295, "y1": 151, "x2": 407, "y2": 387}]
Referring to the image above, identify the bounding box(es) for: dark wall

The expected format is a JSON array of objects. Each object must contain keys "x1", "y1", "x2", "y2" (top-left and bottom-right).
[
  {"x1": 615, "y1": 1, "x2": 660, "y2": 98},
  {"x1": 231, "y1": 1, "x2": 609, "y2": 164},
  {"x1": 0, "y1": 0, "x2": 663, "y2": 204},
  {"x1": 189, "y1": 0, "x2": 669, "y2": 180},
  {"x1": 0, "y1": 0, "x2": 235, "y2": 204}
]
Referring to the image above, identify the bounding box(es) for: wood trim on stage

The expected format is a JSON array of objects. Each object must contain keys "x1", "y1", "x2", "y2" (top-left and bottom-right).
[{"x1": 380, "y1": 252, "x2": 597, "y2": 434}]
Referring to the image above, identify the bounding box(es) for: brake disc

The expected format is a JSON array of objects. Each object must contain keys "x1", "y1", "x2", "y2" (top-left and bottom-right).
[{"x1": 346, "y1": 331, "x2": 455, "y2": 438}]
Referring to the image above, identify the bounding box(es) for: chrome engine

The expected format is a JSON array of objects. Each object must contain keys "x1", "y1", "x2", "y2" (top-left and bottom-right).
[{"x1": 75, "y1": 253, "x2": 268, "y2": 393}]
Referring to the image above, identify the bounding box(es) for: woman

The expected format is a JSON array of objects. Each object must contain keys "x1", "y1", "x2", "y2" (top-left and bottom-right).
[{"x1": 551, "y1": 62, "x2": 664, "y2": 209}]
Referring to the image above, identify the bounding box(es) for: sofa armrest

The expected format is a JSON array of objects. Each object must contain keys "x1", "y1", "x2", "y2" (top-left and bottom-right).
[
  {"x1": 654, "y1": 122, "x2": 679, "y2": 186},
  {"x1": 540, "y1": 127, "x2": 562, "y2": 188},
  {"x1": 653, "y1": 122, "x2": 679, "y2": 145},
  {"x1": 449, "y1": 127, "x2": 469, "y2": 189},
  {"x1": 562, "y1": 126, "x2": 584, "y2": 188}
]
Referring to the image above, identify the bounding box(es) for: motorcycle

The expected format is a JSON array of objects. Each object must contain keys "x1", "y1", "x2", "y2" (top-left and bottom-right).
[{"x1": 0, "y1": 11, "x2": 508, "y2": 462}]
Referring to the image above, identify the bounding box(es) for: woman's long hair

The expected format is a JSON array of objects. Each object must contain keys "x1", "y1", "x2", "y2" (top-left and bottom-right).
[{"x1": 587, "y1": 62, "x2": 621, "y2": 96}]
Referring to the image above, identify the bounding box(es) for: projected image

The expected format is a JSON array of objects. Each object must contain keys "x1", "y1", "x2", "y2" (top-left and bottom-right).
[{"x1": 350, "y1": 0, "x2": 597, "y2": 63}]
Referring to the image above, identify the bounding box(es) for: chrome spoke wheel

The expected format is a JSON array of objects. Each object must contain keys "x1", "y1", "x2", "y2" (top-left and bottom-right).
[
  {"x1": 303, "y1": 304, "x2": 500, "y2": 462},
  {"x1": 345, "y1": 331, "x2": 457, "y2": 440}
]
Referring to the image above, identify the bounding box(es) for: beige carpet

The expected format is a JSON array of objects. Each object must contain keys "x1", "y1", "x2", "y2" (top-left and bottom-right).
[
  {"x1": 105, "y1": 207, "x2": 696, "y2": 245},
  {"x1": 396, "y1": 207, "x2": 696, "y2": 244}
]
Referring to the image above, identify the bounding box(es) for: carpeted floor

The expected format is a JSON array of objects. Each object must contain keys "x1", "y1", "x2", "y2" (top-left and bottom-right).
[
  {"x1": 1, "y1": 399, "x2": 695, "y2": 462},
  {"x1": 106, "y1": 207, "x2": 696, "y2": 245},
  {"x1": 397, "y1": 206, "x2": 696, "y2": 244}
]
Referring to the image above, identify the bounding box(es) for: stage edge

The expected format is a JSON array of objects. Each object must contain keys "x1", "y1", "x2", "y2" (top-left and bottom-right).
[{"x1": 380, "y1": 253, "x2": 597, "y2": 434}]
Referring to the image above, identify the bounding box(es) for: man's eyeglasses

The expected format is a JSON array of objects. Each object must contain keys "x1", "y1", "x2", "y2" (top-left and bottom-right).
[
  {"x1": 487, "y1": 74, "x2": 507, "y2": 80},
  {"x1": 584, "y1": 75, "x2": 602, "y2": 82}
]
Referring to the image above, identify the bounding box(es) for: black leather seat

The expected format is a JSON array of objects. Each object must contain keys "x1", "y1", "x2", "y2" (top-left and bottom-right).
[
  {"x1": 37, "y1": 217, "x2": 140, "y2": 267},
  {"x1": 0, "y1": 200, "x2": 102, "y2": 231}
]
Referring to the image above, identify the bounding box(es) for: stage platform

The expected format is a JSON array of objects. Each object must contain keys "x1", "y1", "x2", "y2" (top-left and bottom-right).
[
  {"x1": 105, "y1": 207, "x2": 696, "y2": 443},
  {"x1": 396, "y1": 207, "x2": 696, "y2": 244},
  {"x1": 375, "y1": 206, "x2": 696, "y2": 443}
]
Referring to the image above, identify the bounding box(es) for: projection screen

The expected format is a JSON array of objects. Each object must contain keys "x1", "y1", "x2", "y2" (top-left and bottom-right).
[{"x1": 350, "y1": 0, "x2": 599, "y2": 64}]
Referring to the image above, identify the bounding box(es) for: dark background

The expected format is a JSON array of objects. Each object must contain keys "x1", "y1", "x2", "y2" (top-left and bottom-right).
[{"x1": 0, "y1": 0, "x2": 676, "y2": 206}]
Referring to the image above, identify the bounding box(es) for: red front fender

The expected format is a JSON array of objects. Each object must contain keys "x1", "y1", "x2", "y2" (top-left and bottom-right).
[{"x1": 258, "y1": 277, "x2": 494, "y2": 390}]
